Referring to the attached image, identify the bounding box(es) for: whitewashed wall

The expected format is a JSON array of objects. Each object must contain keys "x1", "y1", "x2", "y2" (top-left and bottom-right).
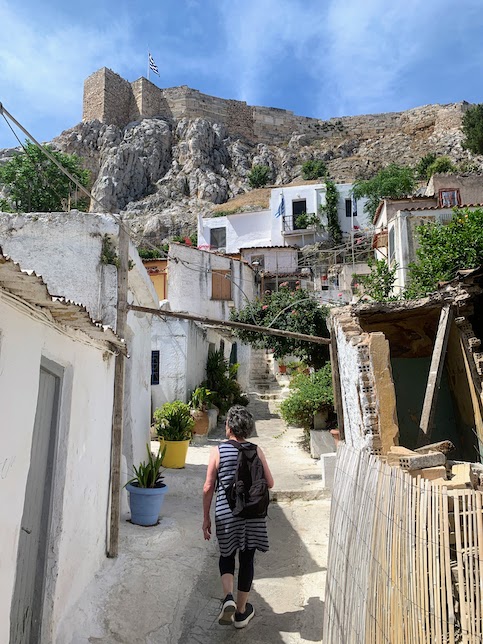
[
  {"x1": 0, "y1": 292, "x2": 115, "y2": 644},
  {"x1": 241, "y1": 247, "x2": 298, "y2": 273},
  {"x1": 168, "y1": 243, "x2": 256, "y2": 317},
  {"x1": 0, "y1": 211, "x2": 157, "y2": 481},
  {"x1": 198, "y1": 210, "x2": 273, "y2": 253}
]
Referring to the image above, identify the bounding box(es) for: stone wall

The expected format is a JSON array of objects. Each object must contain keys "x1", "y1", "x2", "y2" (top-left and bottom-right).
[{"x1": 82, "y1": 67, "x2": 467, "y2": 145}]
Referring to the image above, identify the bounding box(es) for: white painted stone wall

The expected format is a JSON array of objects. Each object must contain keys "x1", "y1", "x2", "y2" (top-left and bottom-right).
[
  {"x1": 0, "y1": 291, "x2": 115, "y2": 643},
  {"x1": 0, "y1": 211, "x2": 158, "y2": 502},
  {"x1": 198, "y1": 210, "x2": 273, "y2": 253},
  {"x1": 241, "y1": 247, "x2": 298, "y2": 273},
  {"x1": 334, "y1": 319, "x2": 372, "y2": 452},
  {"x1": 167, "y1": 243, "x2": 256, "y2": 317}
]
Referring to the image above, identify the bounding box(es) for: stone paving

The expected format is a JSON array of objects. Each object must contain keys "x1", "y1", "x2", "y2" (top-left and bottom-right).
[{"x1": 61, "y1": 397, "x2": 332, "y2": 643}]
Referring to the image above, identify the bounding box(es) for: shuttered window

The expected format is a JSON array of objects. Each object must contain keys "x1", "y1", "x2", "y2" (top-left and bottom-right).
[
  {"x1": 151, "y1": 350, "x2": 160, "y2": 385},
  {"x1": 212, "y1": 269, "x2": 232, "y2": 300}
]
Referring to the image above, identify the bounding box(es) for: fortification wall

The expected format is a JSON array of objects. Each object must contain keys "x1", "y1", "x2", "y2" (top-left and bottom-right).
[
  {"x1": 82, "y1": 68, "x2": 466, "y2": 144},
  {"x1": 83, "y1": 68, "x2": 131, "y2": 127}
]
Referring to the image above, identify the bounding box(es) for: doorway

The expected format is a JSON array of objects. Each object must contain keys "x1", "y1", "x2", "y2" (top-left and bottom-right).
[{"x1": 10, "y1": 358, "x2": 63, "y2": 643}]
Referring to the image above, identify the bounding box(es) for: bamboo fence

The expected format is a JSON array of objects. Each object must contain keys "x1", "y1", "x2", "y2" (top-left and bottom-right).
[{"x1": 323, "y1": 444, "x2": 483, "y2": 643}]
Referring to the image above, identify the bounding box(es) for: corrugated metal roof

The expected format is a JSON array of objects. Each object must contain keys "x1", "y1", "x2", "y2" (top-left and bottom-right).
[{"x1": 0, "y1": 254, "x2": 125, "y2": 353}]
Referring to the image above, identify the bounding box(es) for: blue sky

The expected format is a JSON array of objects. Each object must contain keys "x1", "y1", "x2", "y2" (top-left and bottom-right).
[{"x1": 1, "y1": 0, "x2": 483, "y2": 149}]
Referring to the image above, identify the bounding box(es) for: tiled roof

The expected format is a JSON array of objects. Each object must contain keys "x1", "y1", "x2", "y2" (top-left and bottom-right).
[{"x1": 0, "y1": 253, "x2": 125, "y2": 353}]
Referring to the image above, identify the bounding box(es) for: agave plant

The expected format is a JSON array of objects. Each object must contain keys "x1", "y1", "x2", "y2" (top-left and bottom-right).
[{"x1": 126, "y1": 444, "x2": 166, "y2": 488}]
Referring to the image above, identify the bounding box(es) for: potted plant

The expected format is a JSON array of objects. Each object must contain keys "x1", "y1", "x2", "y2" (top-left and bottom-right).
[
  {"x1": 153, "y1": 401, "x2": 195, "y2": 468},
  {"x1": 189, "y1": 386, "x2": 215, "y2": 436},
  {"x1": 126, "y1": 444, "x2": 168, "y2": 526},
  {"x1": 279, "y1": 364, "x2": 335, "y2": 458},
  {"x1": 278, "y1": 360, "x2": 287, "y2": 375}
]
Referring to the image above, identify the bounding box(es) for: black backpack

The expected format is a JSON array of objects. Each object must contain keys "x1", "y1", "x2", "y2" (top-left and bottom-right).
[{"x1": 220, "y1": 440, "x2": 270, "y2": 519}]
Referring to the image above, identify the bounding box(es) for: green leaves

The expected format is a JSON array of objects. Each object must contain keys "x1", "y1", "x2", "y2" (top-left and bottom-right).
[
  {"x1": 405, "y1": 208, "x2": 483, "y2": 299},
  {"x1": 153, "y1": 401, "x2": 195, "y2": 441},
  {"x1": 353, "y1": 164, "x2": 416, "y2": 223},
  {"x1": 248, "y1": 164, "x2": 270, "y2": 189},
  {"x1": 127, "y1": 444, "x2": 166, "y2": 488},
  {"x1": 462, "y1": 104, "x2": 483, "y2": 154},
  {"x1": 280, "y1": 364, "x2": 334, "y2": 431},
  {"x1": 0, "y1": 141, "x2": 89, "y2": 213},
  {"x1": 357, "y1": 257, "x2": 398, "y2": 301},
  {"x1": 230, "y1": 285, "x2": 330, "y2": 367},
  {"x1": 301, "y1": 159, "x2": 328, "y2": 180}
]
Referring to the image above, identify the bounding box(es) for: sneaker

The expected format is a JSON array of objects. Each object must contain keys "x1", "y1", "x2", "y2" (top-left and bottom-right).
[
  {"x1": 234, "y1": 603, "x2": 255, "y2": 629},
  {"x1": 218, "y1": 593, "x2": 236, "y2": 625}
]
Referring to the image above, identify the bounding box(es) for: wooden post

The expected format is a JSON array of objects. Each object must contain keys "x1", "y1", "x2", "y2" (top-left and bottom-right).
[
  {"x1": 329, "y1": 332, "x2": 345, "y2": 440},
  {"x1": 418, "y1": 304, "x2": 453, "y2": 444},
  {"x1": 107, "y1": 220, "x2": 129, "y2": 558}
]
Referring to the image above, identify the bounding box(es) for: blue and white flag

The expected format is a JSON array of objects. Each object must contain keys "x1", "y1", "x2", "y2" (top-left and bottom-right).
[
  {"x1": 149, "y1": 53, "x2": 160, "y2": 76},
  {"x1": 275, "y1": 193, "x2": 285, "y2": 218}
]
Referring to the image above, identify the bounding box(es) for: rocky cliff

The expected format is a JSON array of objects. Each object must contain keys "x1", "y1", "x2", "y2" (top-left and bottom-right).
[{"x1": 7, "y1": 100, "x2": 483, "y2": 245}]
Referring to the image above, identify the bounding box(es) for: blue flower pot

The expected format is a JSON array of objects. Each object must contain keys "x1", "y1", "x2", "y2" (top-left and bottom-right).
[{"x1": 126, "y1": 483, "x2": 168, "y2": 526}]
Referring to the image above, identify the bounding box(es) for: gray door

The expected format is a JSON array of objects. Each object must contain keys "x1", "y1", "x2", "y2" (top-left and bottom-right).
[{"x1": 10, "y1": 360, "x2": 62, "y2": 644}]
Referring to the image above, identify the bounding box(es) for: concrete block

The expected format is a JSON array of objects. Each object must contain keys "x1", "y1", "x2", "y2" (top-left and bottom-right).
[
  {"x1": 320, "y1": 453, "x2": 337, "y2": 489},
  {"x1": 310, "y1": 430, "x2": 335, "y2": 458},
  {"x1": 409, "y1": 466, "x2": 447, "y2": 481},
  {"x1": 414, "y1": 440, "x2": 455, "y2": 455},
  {"x1": 388, "y1": 446, "x2": 446, "y2": 471}
]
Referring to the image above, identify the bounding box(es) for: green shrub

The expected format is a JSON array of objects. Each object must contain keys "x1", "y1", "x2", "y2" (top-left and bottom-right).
[
  {"x1": 357, "y1": 257, "x2": 398, "y2": 301},
  {"x1": 425, "y1": 156, "x2": 457, "y2": 178},
  {"x1": 153, "y1": 401, "x2": 195, "y2": 441},
  {"x1": 462, "y1": 104, "x2": 483, "y2": 154},
  {"x1": 205, "y1": 350, "x2": 248, "y2": 413},
  {"x1": 301, "y1": 159, "x2": 327, "y2": 180},
  {"x1": 248, "y1": 165, "x2": 270, "y2": 188},
  {"x1": 279, "y1": 364, "x2": 334, "y2": 431}
]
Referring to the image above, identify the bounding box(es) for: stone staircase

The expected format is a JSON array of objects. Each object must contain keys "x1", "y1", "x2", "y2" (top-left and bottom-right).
[{"x1": 247, "y1": 349, "x2": 290, "y2": 401}]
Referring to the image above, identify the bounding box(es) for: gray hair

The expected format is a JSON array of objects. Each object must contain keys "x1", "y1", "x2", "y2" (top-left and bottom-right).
[{"x1": 226, "y1": 405, "x2": 255, "y2": 439}]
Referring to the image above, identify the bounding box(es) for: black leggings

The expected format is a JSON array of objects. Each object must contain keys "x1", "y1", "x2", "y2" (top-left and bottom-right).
[{"x1": 219, "y1": 549, "x2": 256, "y2": 592}]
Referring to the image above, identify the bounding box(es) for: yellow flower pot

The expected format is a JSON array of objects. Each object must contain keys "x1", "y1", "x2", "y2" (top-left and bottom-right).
[{"x1": 161, "y1": 439, "x2": 190, "y2": 469}]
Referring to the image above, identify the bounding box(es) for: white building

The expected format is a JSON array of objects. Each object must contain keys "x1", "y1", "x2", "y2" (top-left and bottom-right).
[
  {"x1": 0, "y1": 211, "x2": 159, "y2": 644},
  {"x1": 197, "y1": 181, "x2": 370, "y2": 255},
  {"x1": 149, "y1": 243, "x2": 256, "y2": 411},
  {"x1": 0, "y1": 252, "x2": 125, "y2": 643}
]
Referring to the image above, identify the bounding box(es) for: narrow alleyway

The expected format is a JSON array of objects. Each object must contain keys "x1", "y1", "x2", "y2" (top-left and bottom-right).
[{"x1": 62, "y1": 397, "x2": 331, "y2": 644}]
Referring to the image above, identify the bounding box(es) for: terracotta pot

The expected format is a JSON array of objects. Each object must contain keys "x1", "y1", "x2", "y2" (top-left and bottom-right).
[
  {"x1": 278, "y1": 364, "x2": 287, "y2": 374},
  {"x1": 191, "y1": 409, "x2": 209, "y2": 435}
]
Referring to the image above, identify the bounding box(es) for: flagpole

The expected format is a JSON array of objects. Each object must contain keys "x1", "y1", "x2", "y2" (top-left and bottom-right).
[{"x1": 147, "y1": 49, "x2": 150, "y2": 80}]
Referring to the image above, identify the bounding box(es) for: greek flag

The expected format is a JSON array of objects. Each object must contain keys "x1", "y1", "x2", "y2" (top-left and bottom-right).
[
  {"x1": 149, "y1": 53, "x2": 159, "y2": 76},
  {"x1": 275, "y1": 193, "x2": 285, "y2": 218}
]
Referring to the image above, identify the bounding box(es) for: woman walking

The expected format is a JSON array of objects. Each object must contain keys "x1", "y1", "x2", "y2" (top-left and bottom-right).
[{"x1": 202, "y1": 405, "x2": 274, "y2": 629}]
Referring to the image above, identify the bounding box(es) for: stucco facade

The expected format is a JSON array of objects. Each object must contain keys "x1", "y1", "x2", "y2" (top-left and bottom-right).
[
  {"x1": 0, "y1": 263, "x2": 117, "y2": 643},
  {"x1": 150, "y1": 243, "x2": 254, "y2": 410}
]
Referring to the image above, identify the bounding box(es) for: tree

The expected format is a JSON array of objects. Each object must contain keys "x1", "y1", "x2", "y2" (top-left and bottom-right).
[
  {"x1": 319, "y1": 180, "x2": 342, "y2": 244},
  {"x1": 0, "y1": 141, "x2": 90, "y2": 213},
  {"x1": 229, "y1": 284, "x2": 330, "y2": 367},
  {"x1": 357, "y1": 257, "x2": 398, "y2": 301},
  {"x1": 405, "y1": 207, "x2": 483, "y2": 299},
  {"x1": 248, "y1": 164, "x2": 270, "y2": 189},
  {"x1": 415, "y1": 153, "x2": 437, "y2": 180},
  {"x1": 301, "y1": 159, "x2": 327, "y2": 180},
  {"x1": 352, "y1": 164, "x2": 416, "y2": 223},
  {"x1": 462, "y1": 104, "x2": 483, "y2": 154}
]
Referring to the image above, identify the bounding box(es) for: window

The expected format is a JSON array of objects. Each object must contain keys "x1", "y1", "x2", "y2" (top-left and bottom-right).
[
  {"x1": 439, "y1": 189, "x2": 460, "y2": 208},
  {"x1": 292, "y1": 200, "x2": 307, "y2": 216},
  {"x1": 388, "y1": 226, "x2": 395, "y2": 265},
  {"x1": 151, "y1": 350, "x2": 160, "y2": 385},
  {"x1": 212, "y1": 269, "x2": 231, "y2": 300},
  {"x1": 345, "y1": 199, "x2": 352, "y2": 217},
  {"x1": 210, "y1": 227, "x2": 226, "y2": 250}
]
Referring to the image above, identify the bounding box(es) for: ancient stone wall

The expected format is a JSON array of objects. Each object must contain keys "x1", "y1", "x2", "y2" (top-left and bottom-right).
[
  {"x1": 82, "y1": 68, "x2": 466, "y2": 144},
  {"x1": 83, "y1": 68, "x2": 131, "y2": 128}
]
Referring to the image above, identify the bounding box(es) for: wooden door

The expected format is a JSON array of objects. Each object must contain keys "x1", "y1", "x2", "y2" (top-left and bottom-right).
[{"x1": 10, "y1": 360, "x2": 61, "y2": 643}]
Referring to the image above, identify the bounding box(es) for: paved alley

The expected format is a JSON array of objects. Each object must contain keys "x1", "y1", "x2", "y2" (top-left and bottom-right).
[{"x1": 62, "y1": 397, "x2": 331, "y2": 644}]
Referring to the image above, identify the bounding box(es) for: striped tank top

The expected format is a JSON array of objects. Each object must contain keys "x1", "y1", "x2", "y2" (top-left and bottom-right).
[{"x1": 215, "y1": 441, "x2": 269, "y2": 557}]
